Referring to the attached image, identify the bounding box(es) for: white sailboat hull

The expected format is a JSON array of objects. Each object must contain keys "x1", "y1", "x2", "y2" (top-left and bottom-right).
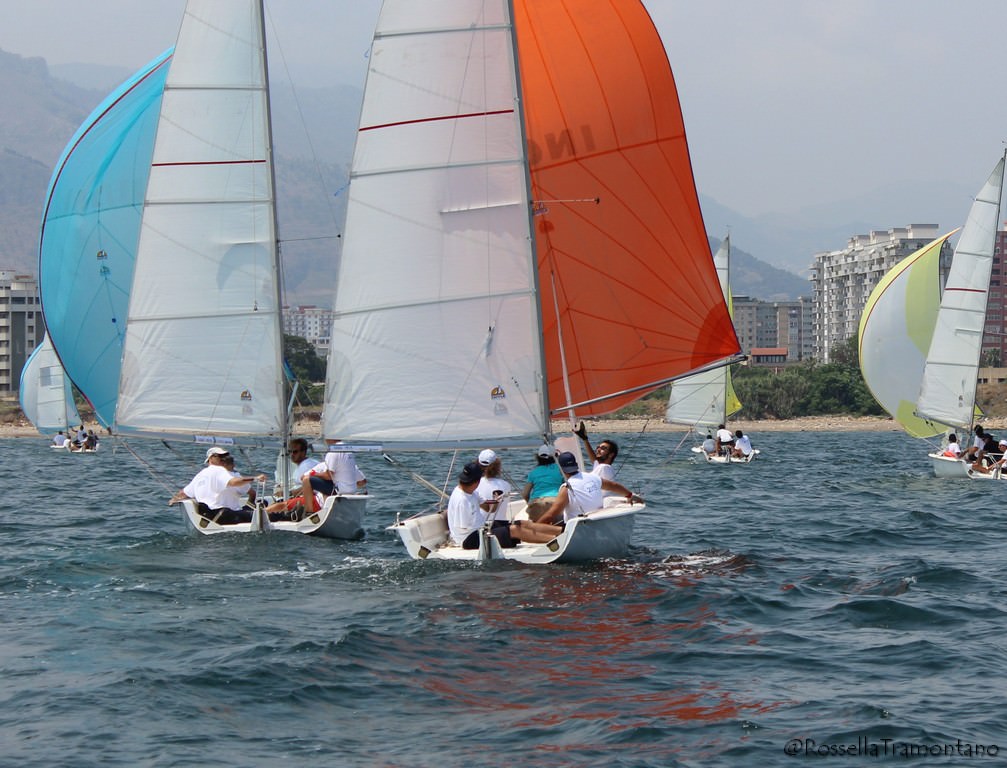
[
  {"x1": 389, "y1": 498, "x2": 639, "y2": 564},
  {"x1": 690, "y1": 446, "x2": 760, "y2": 464},
  {"x1": 928, "y1": 453, "x2": 970, "y2": 478},
  {"x1": 180, "y1": 495, "x2": 367, "y2": 539}
]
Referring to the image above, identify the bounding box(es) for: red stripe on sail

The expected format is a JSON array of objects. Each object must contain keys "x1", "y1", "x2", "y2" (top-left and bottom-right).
[{"x1": 361, "y1": 109, "x2": 515, "y2": 132}]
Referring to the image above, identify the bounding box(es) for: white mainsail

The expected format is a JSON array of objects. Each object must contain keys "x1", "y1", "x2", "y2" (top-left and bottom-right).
[
  {"x1": 916, "y1": 155, "x2": 1005, "y2": 429},
  {"x1": 665, "y1": 236, "x2": 740, "y2": 430},
  {"x1": 115, "y1": 0, "x2": 286, "y2": 440},
  {"x1": 323, "y1": 3, "x2": 546, "y2": 447},
  {"x1": 19, "y1": 334, "x2": 81, "y2": 436}
]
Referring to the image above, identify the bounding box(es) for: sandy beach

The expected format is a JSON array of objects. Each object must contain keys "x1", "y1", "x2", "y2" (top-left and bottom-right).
[{"x1": 10, "y1": 414, "x2": 1004, "y2": 439}]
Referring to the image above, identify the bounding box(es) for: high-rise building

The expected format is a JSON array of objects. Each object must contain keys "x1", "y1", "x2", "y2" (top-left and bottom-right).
[
  {"x1": 731, "y1": 296, "x2": 813, "y2": 363},
  {"x1": 0, "y1": 271, "x2": 42, "y2": 394},
  {"x1": 282, "y1": 305, "x2": 333, "y2": 356},
  {"x1": 985, "y1": 226, "x2": 1007, "y2": 365},
  {"x1": 809, "y1": 224, "x2": 947, "y2": 362}
]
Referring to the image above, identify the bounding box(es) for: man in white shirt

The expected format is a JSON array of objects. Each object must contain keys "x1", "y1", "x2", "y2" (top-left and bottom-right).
[
  {"x1": 573, "y1": 422, "x2": 619, "y2": 483},
  {"x1": 538, "y1": 452, "x2": 642, "y2": 527},
  {"x1": 715, "y1": 424, "x2": 734, "y2": 456},
  {"x1": 731, "y1": 429, "x2": 753, "y2": 459},
  {"x1": 169, "y1": 446, "x2": 267, "y2": 524},
  {"x1": 274, "y1": 438, "x2": 318, "y2": 496}
]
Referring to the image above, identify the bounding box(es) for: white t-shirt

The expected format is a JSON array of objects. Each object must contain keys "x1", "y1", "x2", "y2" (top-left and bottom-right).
[
  {"x1": 218, "y1": 470, "x2": 251, "y2": 511},
  {"x1": 324, "y1": 450, "x2": 366, "y2": 494},
  {"x1": 735, "y1": 435, "x2": 753, "y2": 455},
  {"x1": 476, "y1": 476, "x2": 511, "y2": 514},
  {"x1": 446, "y1": 486, "x2": 486, "y2": 546},
  {"x1": 716, "y1": 428, "x2": 734, "y2": 445},
  {"x1": 183, "y1": 465, "x2": 233, "y2": 508},
  {"x1": 590, "y1": 462, "x2": 617, "y2": 495},
  {"x1": 275, "y1": 456, "x2": 318, "y2": 492},
  {"x1": 563, "y1": 472, "x2": 604, "y2": 521},
  {"x1": 944, "y1": 441, "x2": 963, "y2": 458}
]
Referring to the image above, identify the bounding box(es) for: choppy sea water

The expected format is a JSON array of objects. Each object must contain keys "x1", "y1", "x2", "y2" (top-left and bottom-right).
[{"x1": 1, "y1": 430, "x2": 1005, "y2": 767}]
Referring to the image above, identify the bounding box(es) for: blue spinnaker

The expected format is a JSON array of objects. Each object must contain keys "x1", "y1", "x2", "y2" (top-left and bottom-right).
[{"x1": 39, "y1": 48, "x2": 172, "y2": 427}]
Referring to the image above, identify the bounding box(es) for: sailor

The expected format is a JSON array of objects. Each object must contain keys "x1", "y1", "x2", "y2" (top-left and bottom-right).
[
  {"x1": 715, "y1": 424, "x2": 735, "y2": 456},
  {"x1": 573, "y1": 421, "x2": 620, "y2": 482},
  {"x1": 731, "y1": 429, "x2": 754, "y2": 459},
  {"x1": 475, "y1": 449, "x2": 511, "y2": 514},
  {"x1": 447, "y1": 462, "x2": 558, "y2": 549},
  {"x1": 538, "y1": 452, "x2": 642, "y2": 527},
  {"x1": 701, "y1": 433, "x2": 716, "y2": 456},
  {"x1": 169, "y1": 447, "x2": 268, "y2": 524}
]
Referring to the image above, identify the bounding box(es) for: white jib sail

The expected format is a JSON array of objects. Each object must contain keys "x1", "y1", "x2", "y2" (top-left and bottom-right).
[
  {"x1": 665, "y1": 236, "x2": 732, "y2": 430},
  {"x1": 323, "y1": 1, "x2": 546, "y2": 446},
  {"x1": 917, "y1": 155, "x2": 1005, "y2": 428},
  {"x1": 115, "y1": 0, "x2": 285, "y2": 438}
]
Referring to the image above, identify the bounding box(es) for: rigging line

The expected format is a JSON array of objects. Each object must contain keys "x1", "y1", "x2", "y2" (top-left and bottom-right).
[{"x1": 117, "y1": 438, "x2": 178, "y2": 496}]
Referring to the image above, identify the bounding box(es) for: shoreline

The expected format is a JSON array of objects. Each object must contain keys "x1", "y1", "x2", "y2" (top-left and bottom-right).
[{"x1": 7, "y1": 414, "x2": 1000, "y2": 439}]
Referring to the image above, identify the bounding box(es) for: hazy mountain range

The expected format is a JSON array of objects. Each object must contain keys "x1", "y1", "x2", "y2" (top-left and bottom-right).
[{"x1": 0, "y1": 47, "x2": 900, "y2": 305}]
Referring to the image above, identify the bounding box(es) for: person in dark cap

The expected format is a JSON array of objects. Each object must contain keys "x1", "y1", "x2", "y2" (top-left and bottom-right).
[
  {"x1": 538, "y1": 451, "x2": 642, "y2": 527},
  {"x1": 446, "y1": 462, "x2": 560, "y2": 549}
]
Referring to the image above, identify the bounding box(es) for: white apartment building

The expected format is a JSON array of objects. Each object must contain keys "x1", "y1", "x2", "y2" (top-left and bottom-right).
[
  {"x1": 809, "y1": 224, "x2": 948, "y2": 362},
  {"x1": 0, "y1": 271, "x2": 42, "y2": 393},
  {"x1": 282, "y1": 305, "x2": 333, "y2": 356}
]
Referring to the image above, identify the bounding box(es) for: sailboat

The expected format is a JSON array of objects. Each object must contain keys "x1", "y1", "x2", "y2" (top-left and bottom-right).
[
  {"x1": 324, "y1": 0, "x2": 741, "y2": 562},
  {"x1": 45, "y1": 0, "x2": 366, "y2": 536},
  {"x1": 859, "y1": 153, "x2": 1005, "y2": 478},
  {"x1": 665, "y1": 235, "x2": 756, "y2": 464},
  {"x1": 19, "y1": 334, "x2": 82, "y2": 447}
]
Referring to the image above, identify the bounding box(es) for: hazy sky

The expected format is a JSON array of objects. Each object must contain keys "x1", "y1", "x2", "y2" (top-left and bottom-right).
[{"x1": 3, "y1": 0, "x2": 1007, "y2": 230}]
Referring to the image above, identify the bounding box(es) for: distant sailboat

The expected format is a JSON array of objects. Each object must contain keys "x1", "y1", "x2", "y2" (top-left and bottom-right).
[
  {"x1": 859, "y1": 152, "x2": 1005, "y2": 478},
  {"x1": 327, "y1": 0, "x2": 741, "y2": 562},
  {"x1": 665, "y1": 235, "x2": 756, "y2": 464},
  {"x1": 18, "y1": 334, "x2": 81, "y2": 442}
]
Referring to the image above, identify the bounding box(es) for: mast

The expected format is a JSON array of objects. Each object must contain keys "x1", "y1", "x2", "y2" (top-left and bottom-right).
[{"x1": 257, "y1": 0, "x2": 291, "y2": 485}]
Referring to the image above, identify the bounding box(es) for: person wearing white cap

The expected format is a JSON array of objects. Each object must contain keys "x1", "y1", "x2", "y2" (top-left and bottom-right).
[
  {"x1": 475, "y1": 448, "x2": 511, "y2": 516},
  {"x1": 521, "y1": 444, "x2": 563, "y2": 521},
  {"x1": 538, "y1": 451, "x2": 642, "y2": 527},
  {"x1": 169, "y1": 447, "x2": 268, "y2": 524}
]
